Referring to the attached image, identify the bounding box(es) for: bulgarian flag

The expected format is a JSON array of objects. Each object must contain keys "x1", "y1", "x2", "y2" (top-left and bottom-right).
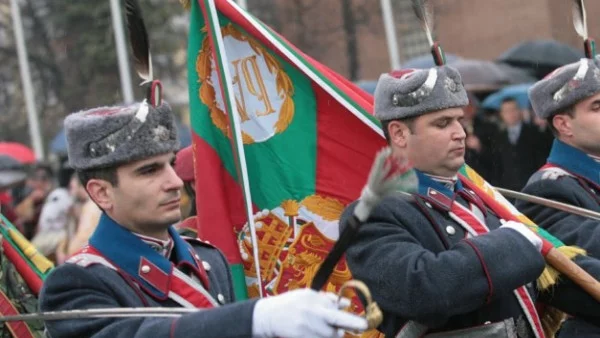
[{"x1": 186, "y1": 0, "x2": 385, "y2": 316}]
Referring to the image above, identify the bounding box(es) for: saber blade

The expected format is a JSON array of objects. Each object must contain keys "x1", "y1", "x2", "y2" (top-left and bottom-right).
[
  {"x1": 0, "y1": 307, "x2": 198, "y2": 322},
  {"x1": 496, "y1": 187, "x2": 600, "y2": 221}
]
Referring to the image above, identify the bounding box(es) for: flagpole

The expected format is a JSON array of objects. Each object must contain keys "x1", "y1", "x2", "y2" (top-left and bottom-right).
[
  {"x1": 205, "y1": 0, "x2": 263, "y2": 297},
  {"x1": 380, "y1": 0, "x2": 401, "y2": 70},
  {"x1": 110, "y1": 0, "x2": 135, "y2": 104},
  {"x1": 10, "y1": 0, "x2": 44, "y2": 160},
  {"x1": 228, "y1": 0, "x2": 384, "y2": 137}
]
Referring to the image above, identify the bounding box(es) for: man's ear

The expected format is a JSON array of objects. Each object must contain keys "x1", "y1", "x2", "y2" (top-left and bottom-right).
[
  {"x1": 86, "y1": 179, "x2": 114, "y2": 211},
  {"x1": 387, "y1": 120, "x2": 411, "y2": 148},
  {"x1": 552, "y1": 114, "x2": 573, "y2": 137}
]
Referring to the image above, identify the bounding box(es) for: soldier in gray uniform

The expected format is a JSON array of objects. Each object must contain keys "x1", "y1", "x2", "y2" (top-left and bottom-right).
[
  {"x1": 341, "y1": 67, "x2": 600, "y2": 338},
  {"x1": 39, "y1": 100, "x2": 368, "y2": 338},
  {"x1": 517, "y1": 57, "x2": 600, "y2": 337}
]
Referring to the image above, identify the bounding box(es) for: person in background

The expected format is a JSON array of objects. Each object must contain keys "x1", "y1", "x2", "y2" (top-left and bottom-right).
[
  {"x1": 31, "y1": 187, "x2": 73, "y2": 262},
  {"x1": 55, "y1": 173, "x2": 102, "y2": 264},
  {"x1": 174, "y1": 146, "x2": 196, "y2": 219},
  {"x1": 491, "y1": 97, "x2": 547, "y2": 191},
  {"x1": 461, "y1": 92, "x2": 499, "y2": 182},
  {"x1": 530, "y1": 104, "x2": 554, "y2": 159},
  {"x1": 14, "y1": 163, "x2": 55, "y2": 239},
  {"x1": 173, "y1": 145, "x2": 198, "y2": 238}
]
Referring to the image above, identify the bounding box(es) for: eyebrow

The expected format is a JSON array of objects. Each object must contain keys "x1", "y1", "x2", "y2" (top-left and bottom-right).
[
  {"x1": 133, "y1": 161, "x2": 162, "y2": 175},
  {"x1": 430, "y1": 115, "x2": 457, "y2": 123},
  {"x1": 133, "y1": 155, "x2": 176, "y2": 174}
]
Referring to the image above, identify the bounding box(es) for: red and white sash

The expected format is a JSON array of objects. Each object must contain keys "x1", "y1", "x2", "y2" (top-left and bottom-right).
[
  {"x1": 396, "y1": 196, "x2": 545, "y2": 338},
  {"x1": 449, "y1": 200, "x2": 545, "y2": 338}
]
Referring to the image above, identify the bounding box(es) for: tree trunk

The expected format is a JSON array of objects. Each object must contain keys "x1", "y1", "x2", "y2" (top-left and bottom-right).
[{"x1": 341, "y1": 0, "x2": 359, "y2": 80}]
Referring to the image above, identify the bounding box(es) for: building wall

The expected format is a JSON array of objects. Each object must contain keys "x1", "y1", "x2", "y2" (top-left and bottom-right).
[{"x1": 252, "y1": 0, "x2": 600, "y2": 81}]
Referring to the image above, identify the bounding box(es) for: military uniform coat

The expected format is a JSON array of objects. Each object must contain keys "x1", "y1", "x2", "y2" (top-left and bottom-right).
[
  {"x1": 518, "y1": 139, "x2": 600, "y2": 337},
  {"x1": 39, "y1": 214, "x2": 258, "y2": 338},
  {"x1": 342, "y1": 170, "x2": 600, "y2": 338}
]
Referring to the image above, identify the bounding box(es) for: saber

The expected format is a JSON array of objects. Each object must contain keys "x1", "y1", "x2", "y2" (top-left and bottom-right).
[
  {"x1": 0, "y1": 307, "x2": 198, "y2": 322},
  {"x1": 496, "y1": 187, "x2": 600, "y2": 222},
  {"x1": 0, "y1": 304, "x2": 370, "y2": 332}
]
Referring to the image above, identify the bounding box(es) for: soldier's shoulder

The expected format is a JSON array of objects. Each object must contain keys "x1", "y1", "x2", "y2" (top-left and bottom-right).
[
  {"x1": 65, "y1": 246, "x2": 116, "y2": 269},
  {"x1": 183, "y1": 236, "x2": 220, "y2": 252},
  {"x1": 525, "y1": 168, "x2": 580, "y2": 193},
  {"x1": 342, "y1": 193, "x2": 420, "y2": 225},
  {"x1": 529, "y1": 166, "x2": 574, "y2": 184},
  {"x1": 44, "y1": 259, "x2": 117, "y2": 295},
  {"x1": 44, "y1": 246, "x2": 121, "y2": 287},
  {"x1": 183, "y1": 236, "x2": 230, "y2": 271}
]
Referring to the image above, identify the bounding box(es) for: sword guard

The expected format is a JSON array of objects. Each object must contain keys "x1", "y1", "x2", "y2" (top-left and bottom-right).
[{"x1": 338, "y1": 280, "x2": 383, "y2": 330}]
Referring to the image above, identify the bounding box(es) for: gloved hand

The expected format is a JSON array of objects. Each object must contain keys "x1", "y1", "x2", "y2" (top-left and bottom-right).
[
  {"x1": 252, "y1": 288, "x2": 368, "y2": 338},
  {"x1": 500, "y1": 220, "x2": 543, "y2": 252}
]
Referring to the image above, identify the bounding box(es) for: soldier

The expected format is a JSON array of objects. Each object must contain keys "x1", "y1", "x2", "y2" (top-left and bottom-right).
[
  {"x1": 173, "y1": 145, "x2": 198, "y2": 237},
  {"x1": 517, "y1": 56, "x2": 600, "y2": 336},
  {"x1": 39, "y1": 100, "x2": 367, "y2": 338},
  {"x1": 341, "y1": 66, "x2": 600, "y2": 338}
]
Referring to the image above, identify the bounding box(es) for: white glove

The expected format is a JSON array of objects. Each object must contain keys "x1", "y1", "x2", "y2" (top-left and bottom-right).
[
  {"x1": 252, "y1": 288, "x2": 368, "y2": 338},
  {"x1": 500, "y1": 220, "x2": 543, "y2": 252}
]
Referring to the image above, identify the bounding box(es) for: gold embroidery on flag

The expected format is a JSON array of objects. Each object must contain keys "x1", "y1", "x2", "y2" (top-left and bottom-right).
[{"x1": 196, "y1": 23, "x2": 294, "y2": 144}]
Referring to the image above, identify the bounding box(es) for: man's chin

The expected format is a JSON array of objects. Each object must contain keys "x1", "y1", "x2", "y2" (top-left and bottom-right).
[
  {"x1": 152, "y1": 212, "x2": 182, "y2": 228},
  {"x1": 447, "y1": 159, "x2": 465, "y2": 173},
  {"x1": 165, "y1": 213, "x2": 183, "y2": 225}
]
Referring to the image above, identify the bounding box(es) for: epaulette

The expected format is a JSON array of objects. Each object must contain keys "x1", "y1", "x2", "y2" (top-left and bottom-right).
[
  {"x1": 181, "y1": 236, "x2": 218, "y2": 250},
  {"x1": 66, "y1": 245, "x2": 116, "y2": 270},
  {"x1": 537, "y1": 166, "x2": 572, "y2": 182}
]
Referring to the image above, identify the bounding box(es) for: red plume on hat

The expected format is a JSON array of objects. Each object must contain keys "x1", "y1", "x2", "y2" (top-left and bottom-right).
[
  {"x1": 125, "y1": 0, "x2": 162, "y2": 107},
  {"x1": 175, "y1": 146, "x2": 195, "y2": 182}
]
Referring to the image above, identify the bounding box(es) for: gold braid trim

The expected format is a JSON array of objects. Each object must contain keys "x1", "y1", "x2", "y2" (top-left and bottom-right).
[
  {"x1": 537, "y1": 245, "x2": 586, "y2": 290},
  {"x1": 536, "y1": 246, "x2": 584, "y2": 337}
]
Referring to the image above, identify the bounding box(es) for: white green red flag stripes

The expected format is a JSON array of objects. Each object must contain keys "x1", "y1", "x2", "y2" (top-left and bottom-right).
[{"x1": 187, "y1": 0, "x2": 385, "y2": 314}]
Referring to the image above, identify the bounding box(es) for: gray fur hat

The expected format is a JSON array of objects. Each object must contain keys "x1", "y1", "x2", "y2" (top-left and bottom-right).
[
  {"x1": 374, "y1": 66, "x2": 468, "y2": 121},
  {"x1": 529, "y1": 57, "x2": 600, "y2": 119},
  {"x1": 65, "y1": 101, "x2": 180, "y2": 170}
]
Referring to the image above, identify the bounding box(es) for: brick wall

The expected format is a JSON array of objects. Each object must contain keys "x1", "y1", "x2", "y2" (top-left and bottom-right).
[{"x1": 251, "y1": 0, "x2": 600, "y2": 81}]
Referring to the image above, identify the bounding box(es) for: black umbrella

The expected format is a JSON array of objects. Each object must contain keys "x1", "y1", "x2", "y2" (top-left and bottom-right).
[
  {"x1": 0, "y1": 155, "x2": 27, "y2": 189},
  {"x1": 448, "y1": 59, "x2": 536, "y2": 92},
  {"x1": 497, "y1": 39, "x2": 584, "y2": 78}
]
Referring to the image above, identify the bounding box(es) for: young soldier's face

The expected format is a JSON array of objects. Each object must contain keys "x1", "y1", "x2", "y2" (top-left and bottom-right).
[
  {"x1": 110, "y1": 152, "x2": 183, "y2": 234},
  {"x1": 563, "y1": 92, "x2": 600, "y2": 156},
  {"x1": 388, "y1": 108, "x2": 466, "y2": 177}
]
